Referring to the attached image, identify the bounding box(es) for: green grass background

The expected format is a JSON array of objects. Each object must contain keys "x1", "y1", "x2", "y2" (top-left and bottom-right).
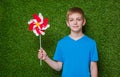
[{"x1": 0, "y1": 0, "x2": 120, "y2": 77}]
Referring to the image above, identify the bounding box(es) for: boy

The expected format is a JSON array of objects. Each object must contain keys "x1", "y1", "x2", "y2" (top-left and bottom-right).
[{"x1": 38, "y1": 7, "x2": 98, "y2": 77}]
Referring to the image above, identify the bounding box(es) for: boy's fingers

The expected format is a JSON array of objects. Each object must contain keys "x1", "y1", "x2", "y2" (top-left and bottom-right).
[
  {"x1": 38, "y1": 54, "x2": 43, "y2": 60},
  {"x1": 38, "y1": 48, "x2": 44, "y2": 52},
  {"x1": 41, "y1": 50, "x2": 43, "y2": 53},
  {"x1": 38, "y1": 48, "x2": 47, "y2": 60},
  {"x1": 38, "y1": 50, "x2": 40, "y2": 52},
  {"x1": 38, "y1": 49, "x2": 42, "y2": 53},
  {"x1": 38, "y1": 51, "x2": 45, "y2": 59},
  {"x1": 40, "y1": 48, "x2": 43, "y2": 50}
]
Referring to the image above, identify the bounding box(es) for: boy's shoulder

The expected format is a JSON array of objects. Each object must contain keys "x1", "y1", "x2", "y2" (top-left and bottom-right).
[
  {"x1": 56, "y1": 36, "x2": 69, "y2": 46},
  {"x1": 58, "y1": 36, "x2": 69, "y2": 42}
]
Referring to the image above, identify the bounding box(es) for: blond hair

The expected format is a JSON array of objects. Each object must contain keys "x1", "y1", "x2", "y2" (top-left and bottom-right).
[{"x1": 66, "y1": 7, "x2": 85, "y2": 21}]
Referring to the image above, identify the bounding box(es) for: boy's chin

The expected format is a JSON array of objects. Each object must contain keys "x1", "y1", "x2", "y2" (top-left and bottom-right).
[{"x1": 71, "y1": 29, "x2": 82, "y2": 33}]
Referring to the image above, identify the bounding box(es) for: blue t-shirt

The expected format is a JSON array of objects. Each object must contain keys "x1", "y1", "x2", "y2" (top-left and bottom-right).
[{"x1": 53, "y1": 35, "x2": 98, "y2": 77}]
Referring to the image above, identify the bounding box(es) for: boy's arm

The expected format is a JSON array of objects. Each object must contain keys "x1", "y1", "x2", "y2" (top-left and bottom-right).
[
  {"x1": 90, "y1": 62, "x2": 98, "y2": 77},
  {"x1": 38, "y1": 48, "x2": 62, "y2": 71},
  {"x1": 44, "y1": 56, "x2": 62, "y2": 71}
]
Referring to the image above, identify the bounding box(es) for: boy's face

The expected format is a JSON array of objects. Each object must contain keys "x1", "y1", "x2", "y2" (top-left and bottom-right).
[{"x1": 66, "y1": 13, "x2": 86, "y2": 33}]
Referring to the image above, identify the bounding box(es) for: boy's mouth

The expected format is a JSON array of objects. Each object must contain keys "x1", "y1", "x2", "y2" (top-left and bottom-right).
[{"x1": 73, "y1": 26, "x2": 79, "y2": 28}]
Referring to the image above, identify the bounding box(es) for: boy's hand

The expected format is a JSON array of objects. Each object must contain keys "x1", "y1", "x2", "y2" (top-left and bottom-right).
[{"x1": 38, "y1": 48, "x2": 48, "y2": 60}]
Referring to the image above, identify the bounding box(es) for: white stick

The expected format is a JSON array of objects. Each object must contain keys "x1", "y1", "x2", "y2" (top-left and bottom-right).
[{"x1": 40, "y1": 35, "x2": 42, "y2": 66}]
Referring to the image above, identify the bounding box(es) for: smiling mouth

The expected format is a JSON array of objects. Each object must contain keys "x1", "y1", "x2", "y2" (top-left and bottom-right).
[{"x1": 73, "y1": 26, "x2": 79, "y2": 28}]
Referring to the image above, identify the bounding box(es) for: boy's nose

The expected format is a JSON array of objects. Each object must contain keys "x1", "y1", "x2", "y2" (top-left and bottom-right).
[{"x1": 73, "y1": 20, "x2": 77, "y2": 25}]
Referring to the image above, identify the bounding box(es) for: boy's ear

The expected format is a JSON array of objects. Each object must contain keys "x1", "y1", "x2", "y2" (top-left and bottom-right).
[{"x1": 83, "y1": 18, "x2": 86, "y2": 26}]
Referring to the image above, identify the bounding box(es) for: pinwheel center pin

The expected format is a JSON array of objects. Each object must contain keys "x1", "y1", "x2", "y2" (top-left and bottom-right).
[{"x1": 36, "y1": 22, "x2": 40, "y2": 27}]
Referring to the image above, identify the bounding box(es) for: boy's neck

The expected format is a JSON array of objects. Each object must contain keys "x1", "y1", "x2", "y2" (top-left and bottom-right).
[{"x1": 69, "y1": 31, "x2": 84, "y2": 40}]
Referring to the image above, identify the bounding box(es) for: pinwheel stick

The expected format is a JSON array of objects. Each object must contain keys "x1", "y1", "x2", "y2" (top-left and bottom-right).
[{"x1": 40, "y1": 35, "x2": 42, "y2": 66}]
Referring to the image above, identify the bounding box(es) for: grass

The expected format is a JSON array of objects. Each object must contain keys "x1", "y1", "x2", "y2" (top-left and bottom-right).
[{"x1": 0, "y1": 0, "x2": 120, "y2": 77}]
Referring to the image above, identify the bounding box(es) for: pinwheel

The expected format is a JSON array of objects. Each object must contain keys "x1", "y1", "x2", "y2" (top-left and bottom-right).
[
  {"x1": 28, "y1": 13, "x2": 50, "y2": 36},
  {"x1": 28, "y1": 13, "x2": 50, "y2": 65}
]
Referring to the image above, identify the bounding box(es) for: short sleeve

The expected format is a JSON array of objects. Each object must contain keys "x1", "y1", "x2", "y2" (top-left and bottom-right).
[
  {"x1": 90, "y1": 41, "x2": 99, "y2": 62},
  {"x1": 53, "y1": 42, "x2": 63, "y2": 62}
]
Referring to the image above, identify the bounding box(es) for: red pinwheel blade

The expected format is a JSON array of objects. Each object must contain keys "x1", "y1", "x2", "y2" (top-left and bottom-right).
[
  {"x1": 33, "y1": 14, "x2": 41, "y2": 22},
  {"x1": 29, "y1": 22, "x2": 35, "y2": 30},
  {"x1": 41, "y1": 18, "x2": 48, "y2": 27}
]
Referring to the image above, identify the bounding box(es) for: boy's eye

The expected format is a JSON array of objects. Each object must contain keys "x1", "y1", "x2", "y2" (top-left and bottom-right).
[
  {"x1": 69, "y1": 19, "x2": 73, "y2": 21},
  {"x1": 77, "y1": 19, "x2": 82, "y2": 21}
]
